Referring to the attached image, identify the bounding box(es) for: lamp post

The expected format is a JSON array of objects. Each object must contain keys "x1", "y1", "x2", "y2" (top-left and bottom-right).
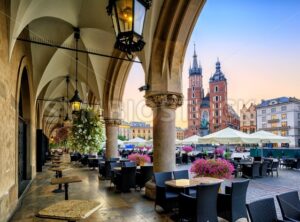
[
  {"x1": 70, "y1": 28, "x2": 82, "y2": 113},
  {"x1": 107, "y1": 0, "x2": 151, "y2": 56}
]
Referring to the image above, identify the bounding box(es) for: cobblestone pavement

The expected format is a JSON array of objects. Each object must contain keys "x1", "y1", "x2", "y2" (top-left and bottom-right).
[{"x1": 10, "y1": 160, "x2": 300, "y2": 222}]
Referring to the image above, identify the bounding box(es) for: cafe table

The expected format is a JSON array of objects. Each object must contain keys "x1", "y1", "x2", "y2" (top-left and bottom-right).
[
  {"x1": 113, "y1": 166, "x2": 141, "y2": 171},
  {"x1": 51, "y1": 176, "x2": 82, "y2": 200},
  {"x1": 37, "y1": 200, "x2": 101, "y2": 222},
  {"x1": 165, "y1": 177, "x2": 224, "y2": 193},
  {"x1": 49, "y1": 167, "x2": 66, "y2": 193}
]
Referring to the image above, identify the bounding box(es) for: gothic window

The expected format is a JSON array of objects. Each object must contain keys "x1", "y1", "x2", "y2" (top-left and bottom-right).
[
  {"x1": 216, "y1": 103, "x2": 219, "y2": 109},
  {"x1": 192, "y1": 93, "x2": 195, "y2": 98},
  {"x1": 192, "y1": 86, "x2": 195, "y2": 91},
  {"x1": 215, "y1": 96, "x2": 219, "y2": 102},
  {"x1": 215, "y1": 110, "x2": 219, "y2": 116},
  {"x1": 214, "y1": 86, "x2": 218, "y2": 92}
]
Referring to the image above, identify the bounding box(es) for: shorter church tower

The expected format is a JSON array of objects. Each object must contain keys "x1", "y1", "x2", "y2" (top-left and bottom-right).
[{"x1": 209, "y1": 59, "x2": 228, "y2": 133}]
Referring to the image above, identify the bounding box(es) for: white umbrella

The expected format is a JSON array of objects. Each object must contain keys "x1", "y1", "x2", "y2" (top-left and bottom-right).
[
  {"x1": 117, "y1": 139, "x2": 124, "y2": 145},
  {"x1": 198, "y1": 127, "x2": 258, "y2": 144},
  {"x1": 124, "y1": 137, "x2": 147, "y2": 145},
  {"x1": 250, "y1": 131, "x2": 290, "y2": 143},
  {"x1": 182, "y1": 135, "x2": 201, "y2": 145},
  {"x1": 175, "y1": 139, "x2": 183, "y2": 145}
]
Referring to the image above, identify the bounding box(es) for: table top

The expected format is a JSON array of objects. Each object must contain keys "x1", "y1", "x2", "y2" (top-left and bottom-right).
[
  {"x1": 113, "y1": 166, "x2": 141, "y2": 171},
  {"x1": 165, "y1": 177, "x2": 224, "y2": 188},
  {"x1": 51, "y1": 176, "x2": 82, "y2": 185},
  {"x1": 37, "y1": 200, "x2": 101, "y2": 220}
]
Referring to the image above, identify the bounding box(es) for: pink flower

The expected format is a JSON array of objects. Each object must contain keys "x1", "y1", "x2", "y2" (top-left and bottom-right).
[
  {"x1": 214, "y1": 148, "x2": 224, "y2": 156},
  {"x1": 190, "y1": 158, "x2": 234, "y2": 179},
  {"x1": 183, "y1": 146, "x2": 193, "y2": 153},
  {"x1": 128, "y1": 153, "x2": 151, "y2": 165}
]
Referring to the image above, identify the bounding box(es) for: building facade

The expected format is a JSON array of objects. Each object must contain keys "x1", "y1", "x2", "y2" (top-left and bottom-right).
[
  {"x1": 118, "y1": 121, "x2": 131, "y2": 140},
  {"x1": 256, "y1": 97, "x2": 300, "y2": 147},
  {"x1": 176, "y1": 127, "x2": 185, "y2": 140},
  {"x1": 240, "y1": 103, "x2": 257, "y2": 133},
  {"x1": 186, "y1": 47, "x2": 240, "y2": 137}
]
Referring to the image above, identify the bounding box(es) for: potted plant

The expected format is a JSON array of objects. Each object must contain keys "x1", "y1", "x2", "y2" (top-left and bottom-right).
[
  {"x1": 128, "y1": 153, "x2": 151, "y2": 166},
  {"x1": 214, "y1": 148, "x2": 224, "y2": 158},
  {"x1": 190, "y1": 158, "x2": 234, "y2": 179}
]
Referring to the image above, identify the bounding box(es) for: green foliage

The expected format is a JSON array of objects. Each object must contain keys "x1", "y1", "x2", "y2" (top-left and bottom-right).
[
  {"x1": 69, "y1": 108, "x2": 105, "y2": 154},
  {"x1": 118, "y1": 135, "x2": 127, "y2": 141}
]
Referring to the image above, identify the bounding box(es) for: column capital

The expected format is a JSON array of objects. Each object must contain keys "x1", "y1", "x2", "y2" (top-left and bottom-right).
[
  {"x1": 104, "y1": 118, "x2": 122, "y2": 126},
  {"x1": 145, "y1": 92, "x2": 183, "y2": 109}
]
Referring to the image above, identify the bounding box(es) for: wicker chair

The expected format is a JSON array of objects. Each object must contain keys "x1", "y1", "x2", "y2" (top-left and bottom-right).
[
  {"x1": 154, "y1": 172, "x2": 179, "y2": 212},
  {"x1": 277, "y1": 191, "x2": 300, "y2": 222},
  {"x1": 217, "y1": 179, "x2": 249, "y2": 222},
  {"x1": 260, "y1": 161, "x2": 269, "y2": 177},
  {"x1": 136, "y1": 166, "x2": 153, "y2": 190},
  {"x1": 179, "y1": 183, "x2": 221, "y2": 222},
  {"x1": 246, "y1": 197, "x2": 286, "y2": 222},
  {"x1": 173, "y1": 170, "x2": 196, "y2": 196},
  {"x1": 112, "y1": 166, "x2": 136, "y2": 192},
  {"x1": 242, "y1": 162, "x2": 261, "y2": 178},
  {"x1": 267, "y1": 160, "x2": 279, "y2": 177}
]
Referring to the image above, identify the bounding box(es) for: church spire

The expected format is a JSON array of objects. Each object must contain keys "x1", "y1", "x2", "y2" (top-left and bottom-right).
[
  {"x1": 189, "y1": 43, "x2": 202, "y2": 76},
  {"x1": 192, "y1": 43, "x2": 198, "y2": 69}
]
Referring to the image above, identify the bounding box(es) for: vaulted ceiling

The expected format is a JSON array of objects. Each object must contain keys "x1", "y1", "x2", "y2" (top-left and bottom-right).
[{"x1": 9, "y1": 0, "x2": 164, "y2": 132}]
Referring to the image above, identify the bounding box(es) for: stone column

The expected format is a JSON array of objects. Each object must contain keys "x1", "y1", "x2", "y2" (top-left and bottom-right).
[
  {"x1": 146, "y1": 93, "x2": 183, "y2": 172},
  {"x1": 104, "y1": 118, "x2": 121, "y2": 159}
]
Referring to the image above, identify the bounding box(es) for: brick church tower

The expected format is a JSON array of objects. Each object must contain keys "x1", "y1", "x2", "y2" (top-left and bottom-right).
[
  {"x1": 209, "y1": 59, "x2": 228, "y2": 133},
  {"x1": 187, "y1": 45, "x2": 203, "y2": 136}
]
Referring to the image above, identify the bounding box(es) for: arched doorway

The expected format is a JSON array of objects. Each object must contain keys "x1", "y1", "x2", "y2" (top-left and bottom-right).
[{"x1": 18, "y1": 68, "x2": 31, "y2": 197}]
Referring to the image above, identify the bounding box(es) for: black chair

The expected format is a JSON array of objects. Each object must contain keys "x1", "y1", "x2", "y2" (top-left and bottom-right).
[
  {"x1": 267, "y1": 160, "x2": 279, "y2": 177},
  {"x1": 176, "y1": 155, "x2": 182, "y2": 165},
  {"x1": 102, "y1": 160, "x2": 118, "y2": 179},
  {"x1": 217, "y1": 180, "x2": 249, "y2": 222},
  {"x1": 173, "y1": 170, "x2": 196, "y2": 195},
  {"x1": 292, "y1": 159, "x2": 300, "y2": 169},
  {"x1": 136, "y1": 166, "x2": 153, "y2": 190},
  {"x1": 182, "y1": 153, "x2": 189, "y2": 164},
  {"x1": 179, "y1": 183, "x2": 221, "y2": 222},
  {"x1": 112, "y1": 166, "x2": 136, "y2": 192},
  {"x1": 154, "y1": 172, "x2": 178, "y2": 212},
  {"x1": 247, "y1": 197, "x2": 286, "y2": 222},
  {"x1": 242, "y1": 162, "x2": 261, "y2": 178},
  {"x1": 277, "y1": 191, "x2": 300, "y2": 222},
  {"x1": 260, "y1": 161, "x2": 269, "y2": 177},
  {"x1": 173, "y1": 170, "x2": 189, "y2": 179},
  {"x1": 124, "y1": 161, "x2": 136, "y2": 167}
]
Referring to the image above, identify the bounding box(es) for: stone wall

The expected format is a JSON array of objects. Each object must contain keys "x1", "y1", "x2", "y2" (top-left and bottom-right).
[{"x1": 0, "y1": 1, "x2": 36, "y2": 221}]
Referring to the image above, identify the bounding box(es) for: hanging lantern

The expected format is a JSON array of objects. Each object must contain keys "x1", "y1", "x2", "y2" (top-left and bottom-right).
[
  {"x1": 70, "y1": 90, "x2": 82, "y2": 112},
  {"x1": 107, "y1": 0, "x2": 151, "y2": 55}
]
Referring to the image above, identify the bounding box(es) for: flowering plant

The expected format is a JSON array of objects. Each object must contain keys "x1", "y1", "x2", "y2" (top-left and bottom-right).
[
  {"x1": 214, "y1": 148, "x2": 224, "y2": 156},
  {"x1": 128, "y1": 153, "x2": 151, "y2": 165},
  {"x1": 69, "y1": 108, "x2": 105, "y2": 154},
  {"x1": 182, "y1": 146, "x2": 193, "y2": 153},
  {"x1": 190, "y1": 158, "x2": 234, "y2": 179}
]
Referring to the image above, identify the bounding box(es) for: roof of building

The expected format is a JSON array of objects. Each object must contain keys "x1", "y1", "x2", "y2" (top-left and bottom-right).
[
  {"x1": 189, "y1": 44, "x2": 202, "y2": 76},
  {"x1": 209, "y1": 59, "x2": 227, "y2": 82},
  {"x1": 256, "y1": 97, "x2": 300, "y2": 108},
  {"x1": 130, "y1": 122, "x2": 151, "y2": 128},
  {"x1": 228, "y1": 105, "x2": 240, "y2": 119}
]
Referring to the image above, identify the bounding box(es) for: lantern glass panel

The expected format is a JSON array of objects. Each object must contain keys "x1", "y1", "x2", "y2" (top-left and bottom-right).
[
  {"x1": 134, "y1": 0, "x2": 146, "y2": 36},
  {"x1": 115, "y1": 0, "x2": 133, "y2": 33},
  {"x1": 71, "y1": 101, "x2": 81, "y2": 112}
]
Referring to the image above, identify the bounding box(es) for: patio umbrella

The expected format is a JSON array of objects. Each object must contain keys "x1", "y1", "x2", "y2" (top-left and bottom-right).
[
  {"x1": 124, "y1": 137, "x2": 147, "y2": 145},
  {"x1": 182, "y1": 135, "x2": 201, "y2": 145},
  {"x1": 198, "y1": 127, "x2": 258, "y2": 144},
  {"x1": 250, "y1": 131, "x2": 290, "y2": 143},
  {"x1": 175, "y1": 139, "x2": 183, "y2": 145}
]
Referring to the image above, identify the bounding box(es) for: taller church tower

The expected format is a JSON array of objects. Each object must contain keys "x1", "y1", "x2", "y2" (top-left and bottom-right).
[{"x1": 187, "y1": 44, "x2": 203, "y2": 136}]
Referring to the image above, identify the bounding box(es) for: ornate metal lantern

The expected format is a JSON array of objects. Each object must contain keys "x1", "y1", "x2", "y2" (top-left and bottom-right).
[{"x1": 107, "y1": 0, "x2": 151, "y2": 55}]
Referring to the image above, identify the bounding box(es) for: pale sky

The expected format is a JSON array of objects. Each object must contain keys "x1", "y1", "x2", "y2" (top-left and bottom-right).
[{"x1": 122, "y1": 0, "x2": 300, "y2": 128}]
